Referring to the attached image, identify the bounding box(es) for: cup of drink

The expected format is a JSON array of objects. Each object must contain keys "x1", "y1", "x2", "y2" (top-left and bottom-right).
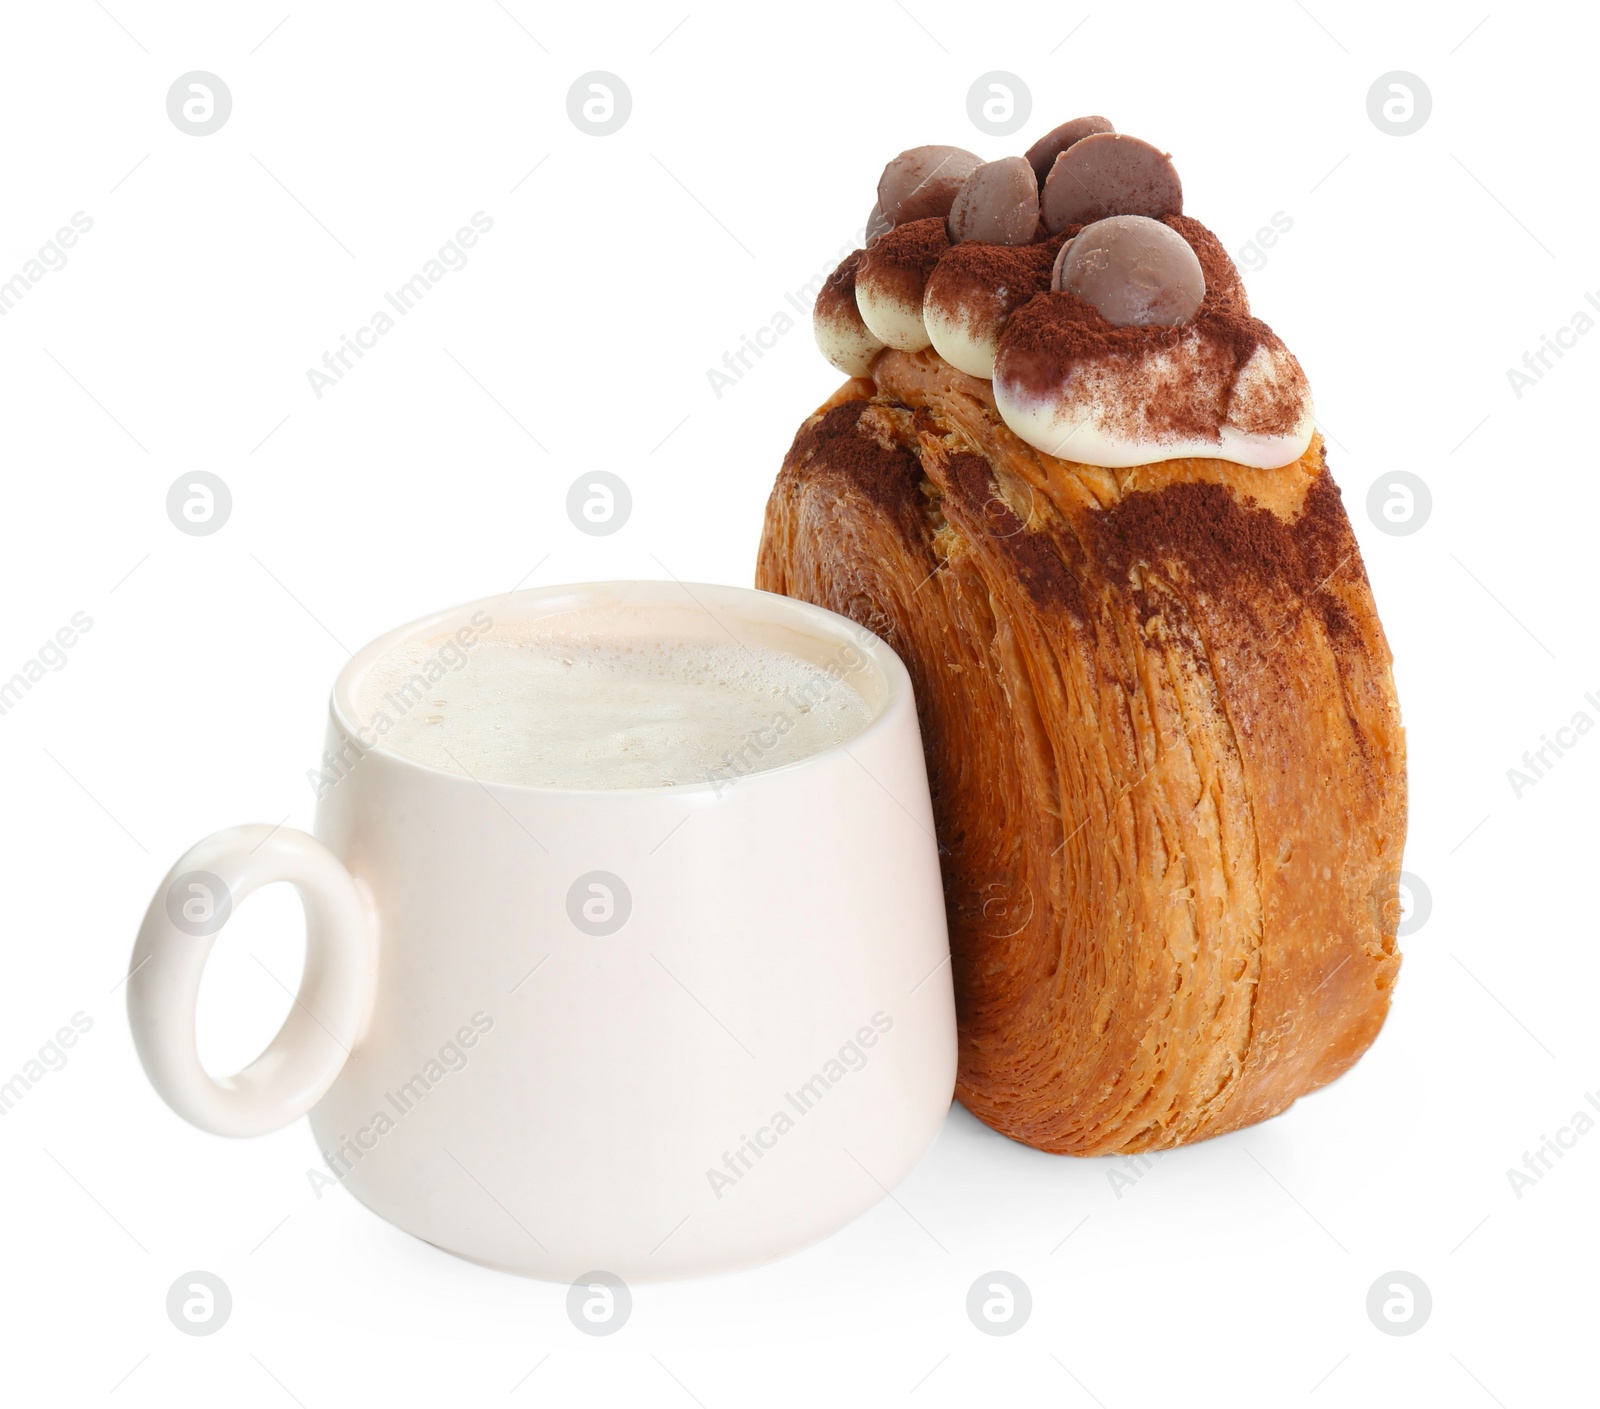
[{"x1": 129, "y1": 581, "x2": 956, "y2": 1280}]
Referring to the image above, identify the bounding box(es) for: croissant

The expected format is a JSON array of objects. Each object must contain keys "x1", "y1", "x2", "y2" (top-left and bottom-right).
[
  {"x1": 757, "y1": 356, "x2": 1405, "y2": 1155},
  {"x1": 758, "y1": 123, "x2": 1408, "y2": 1155},
  {"x1": 774, "y1": 181, "x2": 1427, "y2": 1157}
]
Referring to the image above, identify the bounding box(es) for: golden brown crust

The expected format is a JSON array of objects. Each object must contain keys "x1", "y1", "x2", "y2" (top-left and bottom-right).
[{"x1": 757, "y1": 347, "x2": 1405, "y2": 1155}]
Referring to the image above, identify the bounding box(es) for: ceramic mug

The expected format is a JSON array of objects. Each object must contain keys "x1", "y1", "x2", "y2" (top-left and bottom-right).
[{"x1": 128, "y1": 582, "x2": 956, "y2": 1281}]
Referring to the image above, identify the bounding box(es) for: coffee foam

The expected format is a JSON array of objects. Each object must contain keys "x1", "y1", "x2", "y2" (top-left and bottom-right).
[{"x1": 355, "y1": 604, "x2": 876, "y2": 790}]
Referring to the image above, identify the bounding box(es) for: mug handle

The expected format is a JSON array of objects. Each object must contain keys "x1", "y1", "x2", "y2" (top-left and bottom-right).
[{"x1": 128, "y1": 824, "x2": 378, "y2": 1138}]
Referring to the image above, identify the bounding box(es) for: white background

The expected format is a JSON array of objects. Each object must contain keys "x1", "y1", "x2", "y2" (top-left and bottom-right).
[{"x1": 2, "y1": 1, "x2": 1596, "y2": 1404}]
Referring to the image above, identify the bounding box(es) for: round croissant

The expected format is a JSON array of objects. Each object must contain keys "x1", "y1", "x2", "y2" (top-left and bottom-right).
[{"x1": 757, "y1": 347, "x2": 1405, "y2": 1155}]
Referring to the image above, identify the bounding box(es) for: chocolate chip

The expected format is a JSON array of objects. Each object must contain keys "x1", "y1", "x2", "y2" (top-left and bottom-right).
[
  {"x1": 1051, "y1": 215, "x2": 1205, "y2": 327},
  {"x1": 1023, "y1": 116, "x2": 1114, "y2": 186},
  {"x1": 865, "y1": 201, "x2": 892, "y2": 246},
  {"x1": 877, "y1": 145, "x2": 983, "y2": 225},
  {"x1": 1041, "y1": 133, "x2": 1183, "y2": 234},
  {"x1": 946, "y1": 157, "x2": 1040, "y2": 246}
]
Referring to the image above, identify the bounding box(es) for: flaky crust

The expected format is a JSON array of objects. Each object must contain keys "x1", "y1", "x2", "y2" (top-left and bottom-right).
[{"x1": 757, "y1": 348, "x2": 1405, "y2": 1155}]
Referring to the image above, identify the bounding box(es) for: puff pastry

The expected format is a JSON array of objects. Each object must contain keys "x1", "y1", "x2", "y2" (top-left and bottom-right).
[{"x1": 757, "y1": 350, "x2": 1406, "y2": 1154}]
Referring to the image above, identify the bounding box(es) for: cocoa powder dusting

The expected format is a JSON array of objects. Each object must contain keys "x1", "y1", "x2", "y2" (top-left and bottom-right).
[
  {"x1": 782, "y1": 397, "x2": 927, "y2": 522},
  {"x1": 782, "y1": 390, "x2": 1364, "y2": 656},
  {"x1": 1094, "y1": 456, "x2": 1361, "y2": 645},
  {"x1": 924, "y1": 235, "x2": 1063, "y2": 332},
  {"x1": 814, "y1": 249, "x2": 863, "y2": 328},
  {"x1": 856, "y1": 216, "x2": 950, "y2": 306},
  {"x1": 942, "y1": 450, "x2": 1087, "y2": 620},
  {"x1": 943, "y1": 437, "x2": 1363, "y2": 655},
  {"x1": 1161, "y1": 215, "x2": 1248, "y2": 313},
  {"x1": 784, "y1": 399, "x2": 869, "y2": 467}
]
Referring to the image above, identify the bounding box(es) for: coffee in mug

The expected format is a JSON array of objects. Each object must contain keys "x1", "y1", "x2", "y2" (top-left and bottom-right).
[
  {"x1": 129, "y1": 582, "x2": 956, "y2": 1281},
  {"x1": 363, "y1": 597, "x2": 876, "y2": 790}
]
